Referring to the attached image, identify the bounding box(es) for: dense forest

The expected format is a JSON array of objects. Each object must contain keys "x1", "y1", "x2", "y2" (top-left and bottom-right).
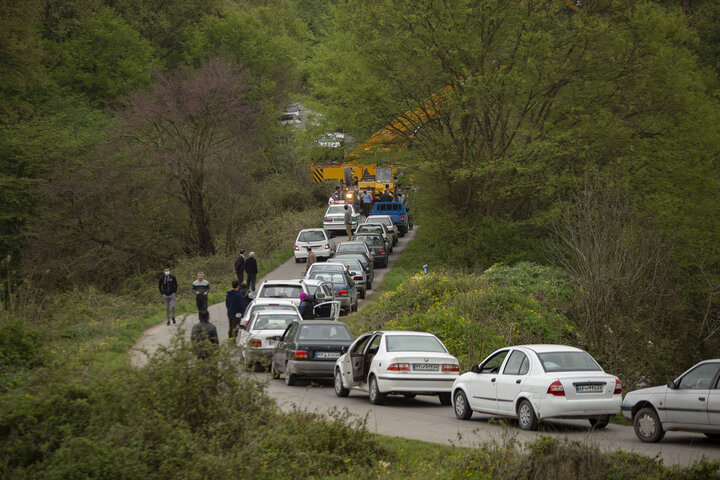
[{"x1": 2, "y1": 0, "x2": 720, "y2": 477}]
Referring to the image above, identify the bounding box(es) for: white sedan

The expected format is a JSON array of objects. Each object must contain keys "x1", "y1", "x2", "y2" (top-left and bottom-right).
[
  {"x1": 621, "y1": 359, "x2": 720, "y2": 442},
  {"x1": 452, "y1": 345, "x2": 622, "y2": 430},
  {"x1": 237, "y1": 310, "x2": 301, "y2": 368},
  {"x1": 333, "y1": 331, "x2": 459, "y2": 405}
]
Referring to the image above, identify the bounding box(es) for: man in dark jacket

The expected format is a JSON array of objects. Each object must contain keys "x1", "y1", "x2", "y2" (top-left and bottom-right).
[
  {"x1": 192, "y1": 272, "x2": 211, "y2": 312},
  {"x1": 158, "y1": 266, "x2": 178, "y2": 326},
  {"x1": 245, "y1": 252, "x2": 258, "y2": 291},
  {"x1": 225, "y1": 280, "x2": 246, "y2": 338},
  {"x1": 234, "y1": 249, "x2": 246, "y2": 283},
  {"x1": 191, "y1": 310, "x2": 218, "y2": 359}
]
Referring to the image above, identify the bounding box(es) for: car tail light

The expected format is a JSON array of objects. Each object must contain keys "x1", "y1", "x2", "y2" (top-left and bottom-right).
[
  {"x1": 293, "y1": 350, "x2": 308, "y2": 359},
  {"x1": 547, "y1": 380, "x2": 565, "y2": 396},
  {"x1": 379, "y1": 250, "x2": 386, "y2": 254},
  {"x1": 442, "y1": 364, "x2": 459, "y2": 372},
  {"x1": 353, "y1": 276, "x2": 363, "y2": 281},
  {"x1": 294, "y1": 245, "x2": 299, "y2": 251},
  {"x1": 401, "y1": 216, "x2": 405, "y2": 221},
  {"x1": 613, "y1": 379, "x2": 622, "y2": 395},
  {"x1": 249, "y1": 339, "x2": 262, "y2": 348},
  {"x1": 387, "y1": 363, "x2": 410, "y2": 371},
  {"x1": 325, "y1": 243, "x2": 330, "y2": 249},
  {"x1": 338, "y1": 290, "x2": 348, "y2": 296},
  {"x1": 324, "y1": 217, "x2": 331, "y2": 222}
]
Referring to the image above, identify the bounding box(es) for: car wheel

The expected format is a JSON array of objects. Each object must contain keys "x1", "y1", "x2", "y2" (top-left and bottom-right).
[
  {"x1": 359, "y1": 288, "x2": 366, "y2": 299},
  {"x1": 270, "y1": 361, "x2": 280, "y2": 379},
  {"x1": 369, "y1": 375, "x2": 385, "y2": 405},
  {"x1": 454, "y1": 390, "x2": 473, "y2": 420},
  {"x1": 634, "y1": 407, "x2": 665, "y2": 443},
  {"x1": 439, "y1": 392, "x2": 452, "y2": 406},
  {"x1": 704, "y1": 433, "x2": 720, "y2": 440},
  {"x1": 334, "y1": 368, "x2": 350, "y2": 397},
  {"x1": 285, "y1": 365, "x2": 297, "y2": 386},
  {"x1": 589, "y1": 416, "x2": 610, "y2": 430},
  {"x1": 517, "y1": 399, "x2": 538, "y2": 431}
]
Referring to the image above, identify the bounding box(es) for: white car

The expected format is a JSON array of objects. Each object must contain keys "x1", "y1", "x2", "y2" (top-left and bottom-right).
[
  {"x1": 621, "y1": 359, "x2": 720, "y2": 442},
  {"x1": 255, "y1": 280, "x2": 310, "y2": 307},
  {"x1": 365, "y1": 216, "x2": 398, "y2": 246},
  {"x1": 334, "y1": 331, "x2": 460, "y2": 405},
  {"x1": 452, "y1": 345, "x2": 622, "y2": 430},
  {"x1": 294, "y1": 228, "x2": 335, "y2": 262},
  {"x1": 323, "y1": 204, "x2": 361, "y2": 235},
  {"x1": 240, "y1": 299, "x2": 298, "y2": 328},
  {"x1": 237, "y1": 309, "x2": 301, "y2": 367}
]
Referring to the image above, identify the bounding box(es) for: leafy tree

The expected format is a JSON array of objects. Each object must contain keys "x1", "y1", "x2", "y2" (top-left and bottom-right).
[{"x1": 48, "y1": 8, "x2": 155, "y2": 104}]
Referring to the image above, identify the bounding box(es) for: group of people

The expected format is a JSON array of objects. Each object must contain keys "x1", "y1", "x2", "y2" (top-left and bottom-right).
[
  {"x1": 328, "y1": 184, "x2": 406, "y2": 218},
  {"x1": 156, "y1": 248, "x2": 261, "y2": 358}
]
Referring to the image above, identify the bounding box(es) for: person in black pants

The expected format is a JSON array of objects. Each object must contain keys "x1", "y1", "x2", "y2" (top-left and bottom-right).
[
  {"x1": 225, "y1": 280, "x2": 246, "y2": 338},
  {"x1": 234, "y1": 249, "x2": 246, "y2": 283},
  {"x1": 245, "y1": 252, "x2": 258, "y2": 291},
  {"x1": 192, "y1": 272, "x2": 211, "y2": 312},
  {"x1": 158, "y1": 266, "x2": 178, "y2": 325}
]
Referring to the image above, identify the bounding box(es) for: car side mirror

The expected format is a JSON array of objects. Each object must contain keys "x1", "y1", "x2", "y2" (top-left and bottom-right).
[
  {"x1": 667, "y1": 380, "x2": 678, "y2": 390},
  {"x1": 470, "y1": 364, "x2": 481, "y2": 374}
]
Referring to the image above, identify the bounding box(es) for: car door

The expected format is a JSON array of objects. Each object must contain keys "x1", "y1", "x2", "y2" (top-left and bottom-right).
[
  {"x1": 361, "y1": 334, "x2": 383, "y2": 387},
  {"x1": 468, "y1": 350, "x2": 509, "y2": 414},
  {"x1": 346, "y1": 334, "x2": 373, "y2": 387},
  {"x1": 275, "y1": 322, "x2": 298, "y2": 374},
  {"x1": 709, "y1": 373, "x2": 720, "y2": 427},
  {"x1": 663, "y1": 362, "x2": 720, "y2": 426},
  {"x1": 495, "y1": 350, "x2": 530, "y2": 414}
]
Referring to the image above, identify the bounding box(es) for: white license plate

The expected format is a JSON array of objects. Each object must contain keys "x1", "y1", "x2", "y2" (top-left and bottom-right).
[
  {"x1": 412, "y1": 363, "x2": 439, "y2": 371},
  {"x1": 576, "y1": 385, "x2": 603, "y2": 393},
  {"x1": 315, "y1": 351, "x2": 339, "y2": 359}
]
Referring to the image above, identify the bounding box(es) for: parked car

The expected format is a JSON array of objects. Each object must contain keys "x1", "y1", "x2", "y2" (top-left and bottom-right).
[
  {"x1": 237, "y1": 310, "x2": 301, "y2": 368},
  {"x1": 306, "y1": 262, "x2": 368, "y2": 299},
  {"x1": 353, "y1": 232, "x2": 389, "y2": 268},
  {"x1": 365, "y1": 216, "x2": 398, "y2": 245},
  {"x1": 452, "y1": 345, "x2": 622, "y2": 430},
  {"x1": 329, "y1": 259, "x2": 368, "y2": 298},
  {"x1": 324, "y1": 204, "x2": 361, "y2": 236},
  {"x1": 255, "y1": 280, "x2": 310, "y2": 307},
  {"x1": 294, "y1": 228, "x2": 335, "y2": 262},
  {"x1": 335, "y1": 240, "x2": 372, "y2": 262},
  {"x1": 240, "y1": 299, "x2": 298, "y2": 328},
  {"x1": 332, "y1": 253, "x2": 374, "y2": 290},
  {"x1": 355, "y1": 223, "x2": 393, "y2": 253},
  {"x1": 622, "y1": 359, "x2": 720, "y2": 442},
  {"x1": 271, "y1": 320, "x2": 355, "y2": 385},
  {"x1": 334, "y1": 331, "x2": 460, "y2": 405},
  {"x1": 370, "y1": 202, "x2": 410, "y2": 236},
  {"x1": 305, "y1": 267, "x2": 358, "y2": 314}
]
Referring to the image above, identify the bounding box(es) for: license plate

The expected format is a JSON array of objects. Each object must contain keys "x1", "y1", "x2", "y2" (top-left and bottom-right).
[
  {"x1": 315, "y1": 351, "x2": 339, "y2": 359},
  {"x1": 576, "y1": 384, "x2": 603, "y2": 393},
  {"x1": 412, "y1": 363, "x2": 439, "y2": 371}
]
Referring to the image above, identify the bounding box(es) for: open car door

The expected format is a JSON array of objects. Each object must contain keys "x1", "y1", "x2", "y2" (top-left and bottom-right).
[{"x1": 313, "y1": 301, "x2": 341, "y2": 321}]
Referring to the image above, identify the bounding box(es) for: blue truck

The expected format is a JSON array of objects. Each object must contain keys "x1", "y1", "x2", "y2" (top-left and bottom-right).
[{"x1": 370, "y1": 202, "x2": 411, "y2": 236}]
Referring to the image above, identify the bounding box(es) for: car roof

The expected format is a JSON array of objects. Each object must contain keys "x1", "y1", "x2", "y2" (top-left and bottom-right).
[
  {"x1": 367, "y1": 215, "x2": 392, "y2": 219},
  {"x1": 513, "y1": 344, "x2": 586, "y2": 353},
  {"x1": 297, "y1": 228, "x2": 326, "y2": 233},
  {"x1": 366, "y1": 330, "x2": 436, "y2": 336},
  {"x1": 338, "y1": 241, "x2": 367, "y2": 247},
  {"x1": 251, "y1": 299, "x2": 296, "y2": 306},
  {"x1": 300, "y1": 320, "x2": 348, "y2": 326},
  {"x1": 260, "y1": 279, "x2": 305, "y2": 286},
  {"x1": 302, "y1": 278, "x2": 330, "y2": 285},
  {"x1": 254, "y1": 309, "x2": 301, "y2": 316}
]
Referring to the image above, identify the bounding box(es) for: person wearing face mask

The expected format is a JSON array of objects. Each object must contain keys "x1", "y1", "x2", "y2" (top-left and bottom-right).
[{"x1": 158, "y1": 266, "x2": 178, "y2": 326}]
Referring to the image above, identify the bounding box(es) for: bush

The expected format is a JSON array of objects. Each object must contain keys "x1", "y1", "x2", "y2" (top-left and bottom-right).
[{"x1": 0, "y1": 318, "x2": 43, "y2": 369}]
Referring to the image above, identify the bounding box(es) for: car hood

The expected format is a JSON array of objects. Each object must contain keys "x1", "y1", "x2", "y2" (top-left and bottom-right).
[{"x1": 624, "y1": 385, "x2": 667, "y2": 399}]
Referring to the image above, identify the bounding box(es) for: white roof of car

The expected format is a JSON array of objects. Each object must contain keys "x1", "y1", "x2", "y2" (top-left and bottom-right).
[
  {"x1": 251, "y1": 298, "x2": 296, "y2": 306},
  {"x1": 260, "y1": 279, "x2": 305, "y2": 286},
  {"x1": 298, "y1": 228, "x2": 326, "y2": 233},
  {"x1": 366, "y1": 215, "x2": 392, "y2": 220},
  {"x1": 254, "y1": 309, "x2": 301, "y2": 317},
  {"x1": 378, "y1": 330, "x2": 438, "y2": 336},
  {"x1": 338, "y1": 241, "x2": 367, "y2": 247},
  {"x1": 514, "y1": 344, "x2": 585, "y2": 353}
]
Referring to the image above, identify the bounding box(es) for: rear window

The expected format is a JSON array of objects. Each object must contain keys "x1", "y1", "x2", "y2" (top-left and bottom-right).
[
  {"x1": 309, "y1": 272, "x2": 347, "y2": 284},
  {"x1": 298, "y1": 324, "x2": 352, "y2": 341},
  {"x1": 298, "y1": 231, "x2": 326, "y2": 242},
  {"x1": 357, "y1": 235, "x2": 383, "y2": 246},
  {"x1": 252, "y1": 304, "x2": 295, "y2": 313},
  {"x1": 337, "y1": 244, "x2": 364, "y2": 253},
  {"x1": 259, "y1": 285, "x2": 303, "y2": 299},
  {"x1": 537, "y1": 351, "x2": 601, "y2": 372},
  {"x1": 357, "y1": 225, "x2": 382, "y2": 234},
  {"x1": 367, "y1": 217, "x2": 391, "y2": 226},
  {"x1": 386, "y1": 335, "x2": 447, "y2": 353},
  {"x1": 327, "y1": 206, "x2": 345, "y2": 214},
  {"x1": 252, "y1": 314, "x2": 297, "y2": 331}
]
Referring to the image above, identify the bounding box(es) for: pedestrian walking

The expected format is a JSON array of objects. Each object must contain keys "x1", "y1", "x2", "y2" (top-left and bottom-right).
[
  {"x1": 305, "y1": 247, "x2": 316, "y2": 271},
  {"x1": 245, "y1": 252, "x2": 258, "y2": 291},
  {"x1": 234, "y1": 249, "x2": 246, "y2": 283},
  {"x1": 158, "y1": 266, "x2": 178, "y2": 326},
  {"x1": 191, "y1": 309, "x2": 219, "y2": 359},
  {"x1": 192, "y1": 272, "x2": 211, "y2": 312},
  {"x1": 225, "y1": 280, "x2": 246, "y2": 338},
  {"x1": 344, "y1": 204, "x2": 353, "y2": 239},
  {"x1": 360, "y1": 190, "x2": 373, "y2": 217}
]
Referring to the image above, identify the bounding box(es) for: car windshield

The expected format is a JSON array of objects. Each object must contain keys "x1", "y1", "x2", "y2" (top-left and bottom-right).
[
  {"x1": 327, "y1": 206, "x2": 347, "y2": 214},
  {"x1": 252, "y1": 314, "x2": 297, "y2": 331},
  {"x1": 298, "y1": 231, "x2": 326, "y2": 242},
  {"x1": 537, "y1": 351, "x2": 601, "y2": 372},
  {"x1": 259, "y1": 285, "x2": 303, "y2": 299},
  {"x1": 386, "y1": 335, "x2": 447, "y2": 353},
  {"x1": 298, "y1": 324, "x2": 353, "y2": 341},
  {"x1": 309, "y1": 272, "x2": 347, "y2": 285}
]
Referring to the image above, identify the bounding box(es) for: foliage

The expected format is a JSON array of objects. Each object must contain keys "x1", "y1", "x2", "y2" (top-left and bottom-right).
[{"x1": 0, "y1": 318, "x2": 43, "y2": 369}]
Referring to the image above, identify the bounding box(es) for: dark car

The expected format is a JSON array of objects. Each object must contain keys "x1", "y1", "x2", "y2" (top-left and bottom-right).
[
  {"x1": 332, "y1": 253, "x2": 374, "y2": 289},
  {"x1": 271, "y1": 320, "x2": 354, "y2": 386},
  {"x1": 353, "y1": 233, "x2": 389, "y2": 268}
]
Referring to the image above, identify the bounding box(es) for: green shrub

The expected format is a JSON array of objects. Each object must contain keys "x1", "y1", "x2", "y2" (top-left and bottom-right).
[{"x1": 0, "y1": 318, "x2": 43, "y2": 369}]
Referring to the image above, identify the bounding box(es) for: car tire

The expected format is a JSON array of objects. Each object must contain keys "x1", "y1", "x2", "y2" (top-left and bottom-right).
[
  {"x1": 359, "y1": 288, "x2": 366, "y2": 299},
  {"x1": 270, "y1": 361, "x2": 280, "y2": 379},
  {"x1": 334, "y1": 368, "x2": 350, "y2": 397},
  {"x1": 589, "y1": 416, "x2": 610, "y2": 430},
  {"x1": 285, "y1": 364, "x2": 297, "y2": 386},
  {"x1": 369, "y1": 375, "x2": 385, "y2": 405},
  {"x1": 517, "y1": 399, "x2": 538, "y2": 431},
  {"x1": 704, "y1": 433, "x2": 720, "y2": 440},
  {"x1": 454, "y1": 390, "x2": 473, "y2": 420},
  {"x1": 439, "y1": 392, "x2": 452, "y2": 406},
  {"x1": 633, "y1": 407, "x2": 665, "y2": 443}
]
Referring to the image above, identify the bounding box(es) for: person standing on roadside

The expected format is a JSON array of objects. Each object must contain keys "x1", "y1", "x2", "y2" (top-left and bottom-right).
[
  {"x1": 234, "y1": 249, "x2": 246, "y2": 283},
  {"x1": 158, "y1": 266, "x2": 178, "y2": 326},
  {"x1": 298, "y1": 292, "x2": 314, "y2": 320},
  {"x1": 225, "y1": 280, "x2": 246, "y2": 338},
  {"x1": 245, "y1": 252, "x2": 258, "y2": 291},
  {"x1": 360, "y1": 190, "x2": 373, "y2": 217},
  {"x1": 192, "y1": 272, "x2": 211, "y2": 312},
  {"x1": 191, "y1": 310, "x2": 218, "y2": 359},
  {"x1": 344, "y1": 204, "x2": 353, "y2": 239},
  {"x1": 305, "y1": 247, "x2": 316, "y2": 271},
  {"x1": 239, "y1": 281, "x2": 250, "y2": 303}
]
